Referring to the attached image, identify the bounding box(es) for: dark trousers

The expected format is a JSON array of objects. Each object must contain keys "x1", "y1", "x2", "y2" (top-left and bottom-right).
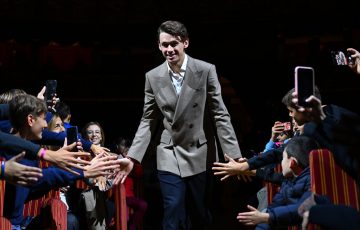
[
  {"x1": 158, "y1": 170, "x2": 212, "y2": 230},
  {"x1": 67, "y1": 211, "x2": 80, "y2": 230}
]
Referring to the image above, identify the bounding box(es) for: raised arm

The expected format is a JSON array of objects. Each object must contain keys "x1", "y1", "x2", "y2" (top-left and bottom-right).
[{"x1": 2, "y1": 152, "x2": 43, "y2": 186}]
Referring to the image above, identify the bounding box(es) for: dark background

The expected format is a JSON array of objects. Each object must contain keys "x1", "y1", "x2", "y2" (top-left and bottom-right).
[{"x1": 1, "y1": 1, "x2": 360, "y2": 229}]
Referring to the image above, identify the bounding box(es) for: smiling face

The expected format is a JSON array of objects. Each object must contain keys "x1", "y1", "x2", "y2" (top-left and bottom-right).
[
  {"x1": 28, "y1": 112, "x2": 47, "y2": 140},
  {"x1": 85, "y1": 124, "x2": 103, "y2": 146},
  {"x1": 158, "y1": 32, "x2": 189, "y2": 67}
]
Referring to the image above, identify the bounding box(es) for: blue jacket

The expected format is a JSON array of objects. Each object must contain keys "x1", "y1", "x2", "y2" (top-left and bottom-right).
[
  {"x1": 303, "y1": 104, "x2": 360, "y2": 181},
  {"x1": 3, "y1": 158, "x2": 84, "y2": 225},
  {"x1": 266, "y1": 167, "x2": 311, "y2": 228},
  {"x1": 34, "y1": 129, "x2": 93, "y2": 151},
  {"x1": 0, "y1": 131, "x2": 40, "y2": 159}
]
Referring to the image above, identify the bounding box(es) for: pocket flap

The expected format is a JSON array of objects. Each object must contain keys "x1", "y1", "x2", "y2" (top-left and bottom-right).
[{"x1": 198, "y1": 133, "x2": 207, "y2": 145}]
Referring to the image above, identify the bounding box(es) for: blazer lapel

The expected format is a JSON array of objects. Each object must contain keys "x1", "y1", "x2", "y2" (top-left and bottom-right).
[
  {"x1": 157, "y1": 62, "x2": 178, "y2": 111},
  {"x1": 173, "y1": 56, "x2": 203, "y2": 122}
]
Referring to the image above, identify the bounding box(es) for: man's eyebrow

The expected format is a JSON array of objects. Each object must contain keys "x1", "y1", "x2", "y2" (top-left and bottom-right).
[{"x1": 161, "y1": 41, "x2": 179, "y2": 46}]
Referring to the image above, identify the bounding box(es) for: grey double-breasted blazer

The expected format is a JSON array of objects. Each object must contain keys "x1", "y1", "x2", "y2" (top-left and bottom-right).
[{"x1": 128, "y1": 56, "x2": 241, "y2": 177}]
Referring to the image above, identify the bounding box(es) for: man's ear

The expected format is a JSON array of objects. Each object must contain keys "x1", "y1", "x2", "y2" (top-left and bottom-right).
[
  {"x1": 183, "y1": 39, "x2": 189, "y2": 49},
  {"x1": 27, "y1": 114, "x2": 34, "y2": 127}
]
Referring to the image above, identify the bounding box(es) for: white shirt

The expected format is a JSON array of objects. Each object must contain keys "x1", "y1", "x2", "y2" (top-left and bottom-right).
[{"x1": 167, "y1": 55, "x2": 188, "y2": 95}]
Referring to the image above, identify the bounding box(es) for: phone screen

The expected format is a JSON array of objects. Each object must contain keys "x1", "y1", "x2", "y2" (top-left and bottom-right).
[
  {"x1": 295, "y1": 66, "x2": 315, "y2": 107},
  {"x1": 331, "y1": 50, "x2": 354, "y2": 66},
  {"x1": 45, "y1": 80, "x2": 57, "y2": 105},
  {"x1": 283, "y1": 122, "x2": 291, "y2": 131},
  {"x1": 66, "y1": 126, "x2": 78, "y2": 151}
]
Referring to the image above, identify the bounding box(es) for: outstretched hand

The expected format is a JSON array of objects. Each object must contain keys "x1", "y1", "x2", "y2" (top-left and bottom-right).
[
  {"x1": 91, "y1": 144, "x2": 111, "y2": 155},
  {"x1": 212, "y1": 154, "x2": 250, "y2": 181},
  {"x1": 112, "y1": 158, "x2": 133, "y2": 185},
  {"x1": 83, "y1": 153, "x2": 123, "y2": 178},
  {"x1": 237, "y1": 205, "x2": 269, "y2": 225},
  {"x1": 4, "y1": 152, "x2": 43, "y2": 186},
  {"x1": 43, "y1": 142, "x2": 91, "y2": 175}
]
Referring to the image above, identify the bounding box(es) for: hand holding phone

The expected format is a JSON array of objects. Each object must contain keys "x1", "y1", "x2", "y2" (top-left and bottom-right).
[
  {"x1": 282, "y1": 122, "x2": 291, "y2": 131},
  {"x1": 331, "y1": 50, "x2": 354, "y2": 66},
  {"x1": 66, "y1": 126, "x2": 79, "y2": 152},
  {"x1": 45, "y1": 80, "x2": 57, "y2": 108},
  {"x1": 295, "y1": 66, "x2": 315, "y2": 107}
]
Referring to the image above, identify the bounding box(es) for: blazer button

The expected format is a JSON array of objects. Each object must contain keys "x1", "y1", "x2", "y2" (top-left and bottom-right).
[
  {"x1": 193, "y1": 103, "x2": 198, "y2": 107},
  {"x1": 189, "y1": 124, "x2": 193, "y2": 128}
]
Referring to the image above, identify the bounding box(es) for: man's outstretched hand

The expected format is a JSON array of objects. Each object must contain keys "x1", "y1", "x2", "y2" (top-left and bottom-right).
[
  {"x1": 212, "y1": 154, "x2": 251, "y2": 181},
  {"x1": 112, "y1": 157, "x2": 133, "y2": 185}
]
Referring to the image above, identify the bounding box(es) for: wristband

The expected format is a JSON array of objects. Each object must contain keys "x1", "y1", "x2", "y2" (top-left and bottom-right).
[
  {"x1": 39, "y1": 148, "x2": 47, "y2": 159},
  {"x1": 1, "y1": 161, "x2": 5, "y2": 179}
]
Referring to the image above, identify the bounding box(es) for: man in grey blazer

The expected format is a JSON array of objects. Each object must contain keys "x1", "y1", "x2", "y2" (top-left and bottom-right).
[{"x1": 115, "y1": 20, "x2": 242, "y2": 230}]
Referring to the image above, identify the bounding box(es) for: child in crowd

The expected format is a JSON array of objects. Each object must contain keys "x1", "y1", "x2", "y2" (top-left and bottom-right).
[{"x1": 237, "y1": 136, "x2": 319, "y2": 229}]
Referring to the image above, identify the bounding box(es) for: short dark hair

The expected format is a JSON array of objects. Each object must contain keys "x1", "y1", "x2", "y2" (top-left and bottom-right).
[
  {"x1": 0, "y1": 88, "x2": 27, "y2": 104},
  {"x1": 284, "y1": 136, "x2": 319, "y2": 169},
  {"x1": 9, "y1": 94, "x2": 47, "y2": 131},
  {"x1": 281, "y1": 86, "x2": 321, "y2": 108},
  {"x1": 158, "y1": 20, "x2": 188, "y2": 42},
  {"x1": 112, "y1": 136, "x2": 132, "y2": 155},
  {"x1": 54, "y1": 101, "x2": 71, "y2": 121}
]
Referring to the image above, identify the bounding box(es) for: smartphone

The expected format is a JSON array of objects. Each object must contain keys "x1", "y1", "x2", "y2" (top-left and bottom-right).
[
  {"x1": 282, "y1": 122, "x2": 291, "y2": 131},
  {"x1": 295, "y1": 66, "x2": 315, "y2": 107},
  {"x1": 45, "y1": 80, "x2": 57, "y2": 106},
  {"x1": 66, "y1": 126, "x2": 78, "y2": 151},
  {"x1": 331, "y1": 50, "x2": 354, "y2": 66}
]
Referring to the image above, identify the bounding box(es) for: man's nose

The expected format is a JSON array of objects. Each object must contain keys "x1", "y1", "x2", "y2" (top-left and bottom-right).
[{"x1": 167, "y1": 45, "x2": 174, "y2": 51}]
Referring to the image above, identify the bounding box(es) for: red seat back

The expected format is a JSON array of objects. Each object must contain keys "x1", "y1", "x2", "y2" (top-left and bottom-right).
[
  {"x1": 0, "y1": 158, "x2": 12, "y2": 229},
  {"x1": 310, "y1": 149, "x2": 360, "y2": 211}
]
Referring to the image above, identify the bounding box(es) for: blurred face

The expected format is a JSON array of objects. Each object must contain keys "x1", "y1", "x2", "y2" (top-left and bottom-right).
[
  {"x1": 292, "y1": 118, "x2": 298, "y2": 132},
  {"x1": 159, "y1": 32, "x2": 188, "y2": 66},
  {"x1": 287, "y1": 106, "x2": 309, "y2": 126},
  {"x1": 29, "y1": 113, "x2": 47, "y2": 140},
  {"x1": 86, "y1": 124, "x2": 102, "y2": 145},
  {"x1": 277, "y1": 132, "x2": 289, "y2": 142},
  {"x1": 118, "y1": 145, "x2": 128, "y2": 156},
  {"x1": 281, "y1": 149, "x2": 295, "y2": 177},
  {"x1": 50, "y1": 116, "x2": 65, "y2": 133}
]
